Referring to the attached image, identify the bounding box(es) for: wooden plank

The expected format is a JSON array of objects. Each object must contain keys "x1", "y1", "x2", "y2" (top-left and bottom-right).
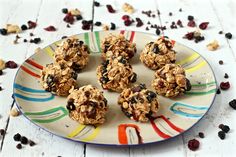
[{"x1": 1, "y1": 0, "x2": 93, "y2": 156}]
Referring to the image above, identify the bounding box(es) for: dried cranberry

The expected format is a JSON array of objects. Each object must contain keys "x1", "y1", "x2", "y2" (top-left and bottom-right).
[
  {"x1": 122, "y1": 15, "x2": 130, "y2": 21},
  {"x1": 183, "y1": 32, "x2": 194, "y2": 40},
  {"x1": 27, "y1": 21, "x2": 37, "y2": 29},
  {"x1": 220, "y1": 81, "x2": 230, "y2": 90},
  {"x1": 219, "y1": 31, "x2": 223, "y2": 34},
  {"x1": 82, "y1": 24, "x2": 90, "y2": 30},
  {"x1": 5, "y1": 61, "x2": 17, "y2": 69},
  {"x1": 187, "y1": 21, "x2": 196, "y2": 27},
  {"x1": 188, "y1": 139, "x2": 200, "y2": 151},
  {"x1": 44, "y1": 26, "x2": 56, "y2": 32},
  {"x1": 199, "y1": 22, "x2": 209, "y2": 30},
  {"x1": 177, "y1": 20, "x2": 183, "y2": 27},
  {"x1": 124, "y1": 20, "x2": 132, "y2": 26},
  {"x1": 63, "y1": 13, "x2": 74, "y2": 24},
  {"x1": 106, "y1": 4, "x2": 115, "y2": 13}
]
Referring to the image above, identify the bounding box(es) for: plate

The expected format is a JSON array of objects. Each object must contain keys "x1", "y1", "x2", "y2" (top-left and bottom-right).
[{"x1": 13, "y1": 30, "x2": 217, "y2": 146}]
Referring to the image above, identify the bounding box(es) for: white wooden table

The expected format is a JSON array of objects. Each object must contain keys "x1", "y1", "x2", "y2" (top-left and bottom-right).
[{"x1": 0, "y1": 0, "x2": 236, "y2": 156}]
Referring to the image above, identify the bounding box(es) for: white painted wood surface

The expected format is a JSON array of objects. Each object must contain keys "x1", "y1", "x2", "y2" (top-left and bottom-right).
[{"x1": 0, "y1": 0, "x2": 235, "y2": 156}]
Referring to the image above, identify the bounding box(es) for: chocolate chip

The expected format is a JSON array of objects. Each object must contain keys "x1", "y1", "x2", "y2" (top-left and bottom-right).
[
  {"x1": 225, "y1": 32, "x2": 232, "y2": 39},
  {"x1": 169, "y1": 12, "x2": 173, "y2": 16},
  {"x1": 62, "y1": 8, "x2": 68, "y2": 14},
  {"x1": 20, "y1": 136, "x2": 28, "y2": 145},
  {"x1": 13, "y1": 133, "x2": 21, "y2": 141},
  {"x1": 21, "y1": 24, "x2": 28, "y2": 31},
  {"x1": 94, "y1": 1, "x2": 100, "y2": 7},
  {"x1": 29, "y1": 140, "x2": 36, "y2": 146},
  {"x1": 0, "y1": 28, "x2": 7, "y2": 35},
  {"x1": 100, "y1": 76, "x2": 109, "y2": 84},
  {"x1": 76, "y1": 15, "x2": 83, "y2": 20},
  {"x1": 179, "y1": 8, "x2": 182, "y2": 12},
  {"x1": 110, "y1": 22, "x2": 116, "y2": 30},
  {"x1": 218, "y1": 131, "x2": 226, "y2": 140},
  {"x1": 119, "y1": 57, "x2": 127, "y2": 64},
  {"x1": 95, "y1": 21, "x2": 102, "y2": 26},
  {"x1": 218, "y1": 31, "x2": 223, "y2": 34},
  {"x1": 23, "y1": 39, "x2": 27, "y2": 42},
  {"x1": 224, "y1": 73, "x2": 229, "y2": 79},
  {"x1": 156, "y1": 28, "x2": 161, "y2": 35},
  {"x1": 152, "y1": 44, "x2": 160, "y2": 54},
  {"x1": 0, "y1": 86, "x2": 2, "y2": 91},
  {"x1": 16, "y1": 143, "x2": 22, "y2": 149},
  {"x1": 139, "y1": 83, "x2": 146, "y2": 89}
]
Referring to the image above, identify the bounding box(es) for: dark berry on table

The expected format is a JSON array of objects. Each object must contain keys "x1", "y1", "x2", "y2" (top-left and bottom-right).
[
  {"x1": 220, "y1": 82, "x2": 230, "y2": 90},
  {"x1": 229, "y1": 99, "x2": 236, "y2": 110},
  {"x1": 33, "y1": 38, "x2": 41, "y2": 44},
  {"x1": 61, "y1": 36, "x2": 67, "y2": 39},
  {"x1": 66, "y1": 99, "x2": 76, "y2": 111},
  {"x1": 66, "y1": 24, "x2": 70, "y2": 28},
  {"x1": 188, "y1": 15, "x2": 194, "y2": 21},
  {"x1": 13, "y1": 133, "x2": 21, "y2": 141},
  {"x1": 106, "y1": 4, "x2": 115, "y2": 13},
  {"x1": 0, "y1": 70, "x2": 3, "y2": 75},
  {"x1": 44, "y1": 26, "x2": 56, "y2": 32},
  {"x1": 23, "y1": 39, "x2": 27, "y2": 42},
  {"x1": 225, "y1": 32, "x2": 232, "y2": 39},
  {"x1": 132, "y1": 86, "x2": 141, "y2": 93},
  {"x1": 16, "y1": 143, "x2": 22, "y2": 149},
  {"x1": 198, "y1": 132, "x2": 204, "y2": 138},
  {"x1": 219, "y1": 124, "x2": 224, "y2": 129},
  {"x1": 183, "y1": 32, "x2": 194, "y2": 40},
  {"x1": 169, "y1": 12, "x2": 173, "y2": 16},
  {"x1": 136, "y1": 18, "x2": 143, "y2": 27},
  {"x1": 62, "y1": 8, "x2": 68, "y2": 14},
  {"x1": 29, "y1": 140, "x2": 36, "y2": 146},
  {"x1": 219, "y1": 60, "x2": 223, "y2": 65},
  {"x1": 76, "y1": 15, "x2": 83, "y2": 20},
  {"x1": 63, "y1": 13, "x2": 74, "y2": 24},
  {"x1": 177, "y1": 20, "x2": 183, "y2": 27},
  {"x1": 122, "y1": 15, "x2": 130, "y2": 21},
  {"x1": 216, "y1": 88, "x2": 221, "y2": 94},
  {"x1": 219, "y1": 31, "x2": 223, "y2": 34},
  {"x1": 224, "y1": 73, "x2": 229, "y2": 79},
  {"x1": 179, "y1": 8, "x2": 182, "y2": 12},
  {"x1": 110, "y1": 22, "x2": 116, "y2": 30},
  {"x1": 20, "y1": 136, "x2": 28, "y2": 145},
  {"x1": 145, "y1": 27, "x2": 149, "y2": 31},
  {"x1": 82, "y1": 24, "x2": 91, "y2": 30},
  {"x1": 0, "y1": 129, "x2": 5, "y2": 136},
  {"x1": 129, "y1": 73, "x2": 137, "y2": 83},
  {"x1": 0, "y1": 28, "x2": 7, "y2": 35},
  {"x1": 124, "y1": 20, "x2": 132, "y2": 26},
  {"x1": 156, "y1": 28, "x2": 161, "y2": 35},
  {"x1": 21, "y1": 24, "x2": 28, "y2": 31},
  {"x1": 187, "y1": 20, "x2": 196, "y2": 27},
  {"x1": 94, "y1": 1, "x2": 100, "y2": 7},
  {"x1": 5, "y1": 61, "x2": 17, "y2": 69},
  {"x1": 27, "y1": 21, "x2": 37, "y2": 29},
  {"x1": 218, "y1": 131, "x2": 226, "y2": 140},
  {"x1": 30, "y1": 32, "x2": 34, "y2": 36},
  {"x1": 187, "y1": 139, "x2": 200, "y2": 151},
  {"x1": 221, "y1": 125, "x2": 230, "y2": 133},
  {"x1": 199, "y1": 22, "x2": 209, "y2": 30}
]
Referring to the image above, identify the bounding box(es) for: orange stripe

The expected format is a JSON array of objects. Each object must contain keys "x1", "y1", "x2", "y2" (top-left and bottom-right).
[
  {"x1": 118, "y1": 124, "x2": 143, "y2": 144},
  {"x1": 158, "y1": 115, "x2": 184, "y2": 133},
  {"x1": 21, "y1": 66, "x2": 40, "y2": 78},
  {"x1": 129, "y1": 31, "x2": 135, "y2": 42},
  {"x1": 26, "y1": 59, "x2": 43, "y2": 70}
]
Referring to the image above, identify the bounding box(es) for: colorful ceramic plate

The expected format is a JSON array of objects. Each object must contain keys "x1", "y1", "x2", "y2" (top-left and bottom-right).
[{"x1": 13, "y1": 30, "x2": 216, "y2": 146}]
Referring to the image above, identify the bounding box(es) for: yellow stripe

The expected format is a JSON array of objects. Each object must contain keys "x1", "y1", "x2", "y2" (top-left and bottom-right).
[
  {"x1": 44, "y1": 46, "x2": 54, "y2": 58},
  {"x1": 81, "y1": 127, "x2": 100, "y2": 142},
  {"x1": 67, "y1": 125, "x2": 86, "y2": 138},
  {"x1": 185, "y1": 61, "x2": 207, "y2": 73},
  {"x1": 177, "y1": 53, "x2": 199, "y2": 65}
]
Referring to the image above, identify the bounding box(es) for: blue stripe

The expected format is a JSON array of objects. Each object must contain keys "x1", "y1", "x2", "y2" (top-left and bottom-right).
[
  {"x1": 14, "y1": 83, "x2": 47, "y2": 93},
  {"x1": 14, "y1": 93, "x2": 54, "y2": 102}
]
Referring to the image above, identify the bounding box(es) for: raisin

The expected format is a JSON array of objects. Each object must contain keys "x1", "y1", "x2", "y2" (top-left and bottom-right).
[
  {"x1": 224, "y1": 73, "x2": 229, "y2": 79},
  {"x1": 129, "y1": 73, "x2": 137, "y2": 83},
  {"x1": 63, "y1": 13, "x2": 74, "y2": 24},
  {"x1": 229, "y1": 99, "x2": 236, "y2": 110},
  {"x1": 20, "y1": 136, "x2": 28, "y2": 145},
  {"x1": 199, "y1": 22, "x2": 209, "y2": 30},
  {"x1": 187, "y1": 139, "x2": 200, "y2": 151},
  {"x1": 0, "y1": 129, "x2": 5, "y2": 136},
  {"x1": 122, "y1": 15, "x2": 130, "y2": 21},
  {"x1": 21, "y1": 24, "x2": 28, "y2": 31},
  {"x1": 222, "y1": 125, "x2": 230, "y2": 133},
  {"x1": 0, "y1": 70, "x2": 3, "y2": 75},
  {"x1": 124, "y1": 20, "x2": 132, "y2": 26},
  {"x1": 188, "y1": 15, "x2": 194, "y2": 21},
  {"x1": 95, "y1": 21, "x2": 101, "y2": 26},
  {"x1": 106, "y1": 4, "x2": 115, "y2": 13},
  {"x1": 156, "y1": 28, "x2": 161, "y2": 35},
  {"x1": 177, "y1": 20, "x2": 183, "y2": 27},
  {"x1": 29, "y1": 140, "x2": 36, "y2": 146},
  {"x1": 218, "y1": 131, "x2": 226, "y2": 140},
  {"x1": 110, "y1": 22, "x2": 116, "y2": 30},
  {"x1": 13, "y1": 133, "x2": 21, "y2": 141},
  {"x1": 76, "y1": 15, "x2": 83, "y2": 20},
  {"x1": 220, "y1": 82, "x2": 230, "y2": 90},
  {"x1": 27, "y1": 21, "x2": 37, "y2": 29},
  {"x1": 225, "y1": 32, "x2": 232, "y2": 39},
  {"x1": 5, "y1": 61, "x2": 17, "y2": 69},
  {"x1": 94, "y1": 1, "x2": 100, "y2": 7},
  {"x1": 169, "y1": 12, "x2": 173, "y2": 16},
  {"x1": 219, "y1": 60, "x2": 223, "y2": 65},
  {"x1": 62, "y1": 8, "x2": 68, "y2": 14},
  {"x1": 44, "y1": 26, "x2": 56, "y2": 31},
  {"x1": 198, "y1": 132, "x2": 204, "y2": 138},
  {"x1": 0, "y1": 28, "x2": 7, "y2": 35},
  {"x1": 16, "y1": 143, "x2": 22, "y2": 149},
  {"x1": 219, "y1": 31, "x2": 223, "y2": 34},
  {"x1": 187, "y1": 20, "x2": 196, "y2": 27}
]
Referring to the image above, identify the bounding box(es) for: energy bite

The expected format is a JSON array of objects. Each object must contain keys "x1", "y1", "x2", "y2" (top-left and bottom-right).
[
  {"x1": 96, "y1": 56, "x2": 137, "y2": 92},
  {"x1": 40, "y1": 62, "x2": 77, "y2": 96},
  {"x1": 66, "y1": 85, "x2": 108, "y2": 125},
  {"x1": 101, "y1": 34, "x2": 136, "y2": 60},
  {"x1": 118, "y1": 84, "x2": 160, "y2": 122},
  {"x1": 54, "y1": 37, "x2": 89, "y2": 72},
  {"x1": 140, "y1": 37, "x2": 176, "y2": 70},
  {"x1": 152, "y1": 64, "x2": 191, "y2": 97}
]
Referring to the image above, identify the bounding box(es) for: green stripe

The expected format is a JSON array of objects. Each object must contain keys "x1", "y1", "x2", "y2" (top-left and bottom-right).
[
  {"x1": 185, "y1": 89, "x2": 216, "y2": 95},
  {"x1": 95, "y1": 31, "x2": 101, "y2": 53},
  {"x1": 84, "y1": 33, "x2": 90, "y2": 48},
  {"x1": 191, "y1": 81, "x2": 216, "y2": 87},
  {"x1": 24, "y1": 107, "x2": 68, "y2": 123}
]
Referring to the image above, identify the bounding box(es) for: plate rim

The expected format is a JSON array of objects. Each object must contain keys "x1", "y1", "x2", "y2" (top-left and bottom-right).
[{"x1": 13, "y1": 30, "x2": 217, "y2": 147}]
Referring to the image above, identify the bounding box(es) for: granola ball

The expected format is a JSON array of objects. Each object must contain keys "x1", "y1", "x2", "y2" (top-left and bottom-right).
[
  {"x1": 40, "y1": 62, "x2": 77, "y2": 96},
  {"x1": 101, "y1": 34, "x2": 136, "y2": 60},
  {"x1": 54, "y1": 37, "x2": 89, "y2": 72},
  {"x1": 140, "y1": 37, "x2": 176, "y2": 70},
  {"x1": 67, "y1": 85, "x2": 108, "y2": 125},
  {"x1": 96, "y1": 56, "x2": 137, "y2": 92},
  {"x1": 152, "y1": 64, "x2": 191, "y2": 97},
  {"x1": 118, "y1": 84, "x2": 160, "y2": 122}
]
